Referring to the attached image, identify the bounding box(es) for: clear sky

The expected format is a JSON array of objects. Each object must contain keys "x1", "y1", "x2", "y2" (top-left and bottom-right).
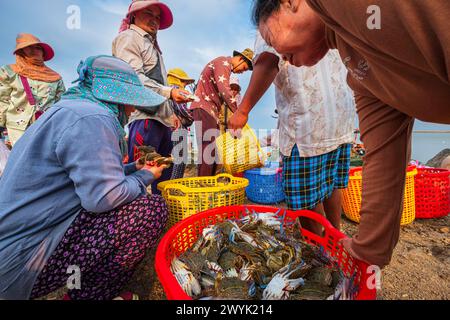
[
  {"x1": 0, "y1": 0, "x2": 448, "y2": 161},
  {"x1": 0, "y1": 0, "x2": 278, "y2": 130}
]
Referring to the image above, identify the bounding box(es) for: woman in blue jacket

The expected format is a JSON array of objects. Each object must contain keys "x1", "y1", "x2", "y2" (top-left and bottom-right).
[{"x1": 0, "y1": 55, "x2": 170, "y2": 300}]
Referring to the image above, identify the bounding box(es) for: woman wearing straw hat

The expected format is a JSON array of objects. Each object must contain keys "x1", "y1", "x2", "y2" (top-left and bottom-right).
[
  {"x1": 0, "y1": 33, "x2": 65, "y2": 146},
  {"x1": 0, "y1": 55, "x2": 170, "y2": 300},
  {"x1": 167, "y1": 68, "x2": 196, "y2": 180},
  {"x1": 113, "y1": 0, "x2": 193, "y2": 194}
]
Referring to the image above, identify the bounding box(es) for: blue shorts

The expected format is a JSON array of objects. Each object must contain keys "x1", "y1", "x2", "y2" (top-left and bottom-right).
[{"x1": 282, "y1": 144, "x2": 351, "y2": 210}]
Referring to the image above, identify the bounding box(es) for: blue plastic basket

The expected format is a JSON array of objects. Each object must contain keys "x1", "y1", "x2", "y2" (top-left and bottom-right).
[{"x1": 244, "y1": 167, "x2": 285, "y2": 204}]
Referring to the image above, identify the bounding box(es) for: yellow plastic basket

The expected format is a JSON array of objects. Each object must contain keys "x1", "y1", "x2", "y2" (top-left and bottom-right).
[
  {"x1": 342, "y1": 167, "x2": 417, "y2": 226},
  {"x1": 157, "y1": 174, "x2": 249, "y2": 227},
  {"x1": 215, "y1": 124, "x2": 266, "y2": 175}
]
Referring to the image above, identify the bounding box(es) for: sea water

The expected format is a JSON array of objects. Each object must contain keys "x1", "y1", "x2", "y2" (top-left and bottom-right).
[{"x1": 411, "y1": 122, "x2": 450, "y2": 163}]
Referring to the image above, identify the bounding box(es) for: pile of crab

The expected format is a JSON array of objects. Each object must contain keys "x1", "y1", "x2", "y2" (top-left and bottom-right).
[{"x1": 171, "y1": 210, "x2": 357, "y2": 300}]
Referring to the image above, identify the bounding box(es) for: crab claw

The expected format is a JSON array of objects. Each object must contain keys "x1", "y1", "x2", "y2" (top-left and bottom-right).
[
  {"x1": 171, "y1": 258, "x2": 202, "y2": 298},
  {"x1": 329, "y1": 272, "x2": 357, "y2": 300},
  {"x1": 262, "y1": 263, "x2": 306, "y2": 300},
  {"x1": 206, "y1": 261, "x2": 223, "y2": 275}
]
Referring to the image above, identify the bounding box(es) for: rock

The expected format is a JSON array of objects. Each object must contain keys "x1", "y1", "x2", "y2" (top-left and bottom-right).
[
  {"x1": 426, "y1": 149, "x2": 450, "y2": 168},
  {"x1": 441, "y1": 156, "x2": 450, "y2": 170},
  {"x1": 439, "y1": 227, "x2": 449, "y2": 234}
]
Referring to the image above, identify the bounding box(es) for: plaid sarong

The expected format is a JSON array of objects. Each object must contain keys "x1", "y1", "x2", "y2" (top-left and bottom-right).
[{"x1": 283, "y1": 144, "x2": 351, "y2": 210}]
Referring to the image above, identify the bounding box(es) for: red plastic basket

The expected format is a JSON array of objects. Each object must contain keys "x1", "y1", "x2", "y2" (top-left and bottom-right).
[
  {"x1": 414, "y1": 168, "x2": 450, "y2": 219},
  {"x1": 155, "y1": 205, "x2": 376, "y2": 300}
]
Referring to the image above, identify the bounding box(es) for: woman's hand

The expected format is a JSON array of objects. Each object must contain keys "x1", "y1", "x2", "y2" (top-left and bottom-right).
[
  {"x1": 228, "y1": 108, "x2": 249, "y2": 131},
  {"x1": 171, "y1": 88, "x2": 194, "y2": 104},
  {"x1": 141, "y1": 162, "x2": 169, "y2": 180}
]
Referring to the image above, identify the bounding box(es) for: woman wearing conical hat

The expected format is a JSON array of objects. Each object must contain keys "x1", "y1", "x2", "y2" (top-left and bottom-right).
[{"x1": 0, "y1": 33, "x2": 65, "y2": 146}]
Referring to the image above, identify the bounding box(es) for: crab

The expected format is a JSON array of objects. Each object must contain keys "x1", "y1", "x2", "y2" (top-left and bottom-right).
[
  {"x1": 218, "y1": 250, "x2": 242, "y2": 278},
  {"x1": 136, "y1": 146, "x2": 160, "y2": 165},
  {"x1": 216, "y1": 220, "x2": 238, "y2": 238},
  {"x1": 238, "y1": 261, "x2": 272, "y2": 289},
  {"x1": 191, "y1": 226, "x2": 223, "y2": 262},
  {"x1": 262, "y1": 262, "x2": 306, "y2": 300},
  {"x1": 214, "y1": 274, "x2": 252, "y2": 300},
  {"x1": 178, "y1": 250, "x2": 208, "y2": 278},
  {"x1": 265, "y1": 246, "x2": 295, "y2": 273},
  {"x1": 171, "y1": 258, "x2": 202, "y2": 298},
  {"x1": 255, "y1": 230, "x2": 285, "y2": 251},
  {"x1": 290, "y1": 281, "x2": 335, "y2": 300},
  {"x1": 228, "y1": 222, "x2": 262, "y2": 249},
  {"x1": 228, "y1": 242, "x2": 266, "y2": 266},
  {"x1": 327, "y1": 272, "x2": 358, "y2": 300},
  {"x1": 306, "y1": 266, "x2": 334, "y2": 287},
  {"x1": 240, "y1": 209, "x2": 284, "y2": 231},
  {"x1": 205, "y1": 261, "x2": 223, "y2": 275},
  {"x1": 136, "y1": 146, "x2": 174, "y2": 166}
]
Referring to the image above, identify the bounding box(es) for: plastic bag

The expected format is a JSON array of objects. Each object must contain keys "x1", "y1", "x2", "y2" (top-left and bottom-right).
[{"x1": 0, "y1": 140, "x2": 10, "y2": 176}]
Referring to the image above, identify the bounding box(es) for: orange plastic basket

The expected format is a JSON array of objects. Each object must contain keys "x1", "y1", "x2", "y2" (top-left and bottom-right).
[
  {"x1": 414, "y1": 168, "x2": 450, "y2": 219},
  {"x1": 342, "y1": 166, "x2": 417, "y2": 226},
  {"x1": 155, "y1": 205, "x2": 377, "y2": 300}
]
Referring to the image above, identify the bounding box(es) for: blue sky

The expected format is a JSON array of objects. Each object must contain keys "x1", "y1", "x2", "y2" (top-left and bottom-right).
[
  {"x1": 0, "y1": 0, "x2": 278, "y2": 130},
  {"x1": 0, "y1": 0, "x2": 448, "y2": 159}
]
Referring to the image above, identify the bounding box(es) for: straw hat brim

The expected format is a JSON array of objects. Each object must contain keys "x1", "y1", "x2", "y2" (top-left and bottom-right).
[
  {"x1": 168, "y1": 75, "x2": 195, "y2": 85},
  {"x1": 233, "y1": 50, "x2": 253, "y2": 70},
  {"x1": 128, "y1": 1, "x2": 174, "y2": 30},
  {"x1": 14, "y1": 41, "x2": 55, "y2": 62}
]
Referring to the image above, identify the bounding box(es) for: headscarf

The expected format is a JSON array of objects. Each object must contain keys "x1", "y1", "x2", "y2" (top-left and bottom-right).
[
  {"x1": 10, "y1": 53, "x2": 61, "y2": 83},
  {"x1": 62, "y1": 61, "x2": 128, "y2": 156}
]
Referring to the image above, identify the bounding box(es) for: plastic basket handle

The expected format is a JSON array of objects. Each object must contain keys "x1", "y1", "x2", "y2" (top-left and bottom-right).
[
  {"x1": 216, "y1": 173, "x2": 235, "y2": 181},
  {"x1": 163, "y1": 184, "x2": 189, "y2": 201}
]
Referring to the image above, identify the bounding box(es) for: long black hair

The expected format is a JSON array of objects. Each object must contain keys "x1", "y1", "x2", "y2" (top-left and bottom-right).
[{"x1": 252, "y1": 0, "x2": 281, "y2": 26}]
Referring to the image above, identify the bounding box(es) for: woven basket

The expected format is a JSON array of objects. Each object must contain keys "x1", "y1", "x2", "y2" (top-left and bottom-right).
[
  {"x1": 414, "y1": 168, "x2": 450, "y2": 219},
  {"x1": 215, "y1": 124, "x2": 266, "y2": 175},
  {"x1": 244, "y1": 167, "x2": 285, "y2": 204},
  {"x1": 342, "y1": 166, "x2": 417, "y2": 225},
  {"x1": 157, "y1": 174, "x2": 249, "y2": 227},
  {"x1": 155, "y1": 205, "x2": 377, "y2": 300}
]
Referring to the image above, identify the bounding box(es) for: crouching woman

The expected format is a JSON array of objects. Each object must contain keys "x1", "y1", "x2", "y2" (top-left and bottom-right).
[{"x1": 0, "y1": 56, "x2": 170, "y2": 300}]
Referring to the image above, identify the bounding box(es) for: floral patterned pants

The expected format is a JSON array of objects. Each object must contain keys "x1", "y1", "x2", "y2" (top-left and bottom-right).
[{"x1": 30, "y1": 195, "x2": 168, "y2": 300}]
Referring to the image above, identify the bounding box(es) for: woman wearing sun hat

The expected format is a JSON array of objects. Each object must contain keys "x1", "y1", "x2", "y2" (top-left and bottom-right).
[
  {"x1": 0, "y1": 33, "x2": 65, "y2": 146},
  {"x1": 113, "y1": 0, "x2": 193, "y2": 194},
  {"x1": 0, "y1": 55, "x2": 170, "y2": 300}
]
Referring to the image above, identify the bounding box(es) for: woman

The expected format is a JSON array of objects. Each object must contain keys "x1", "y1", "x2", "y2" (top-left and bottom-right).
[
  {"x1": 167, "y1": 68, "x2": 195, "y2": 179},
  {"x1": 0, "y1": 33, "x2": 65, "y2": 146},
  {"x1": 0, "y1": 55, "x2": 169, "y2": 300},
  {"x1": 113, "y1": 0, "x2": 193, "y2": 194}
]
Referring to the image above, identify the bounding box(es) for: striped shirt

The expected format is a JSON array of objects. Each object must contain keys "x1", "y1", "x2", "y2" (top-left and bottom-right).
[{"x1": 255, "y1": 33, "x2": 356, "y2": 157}]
